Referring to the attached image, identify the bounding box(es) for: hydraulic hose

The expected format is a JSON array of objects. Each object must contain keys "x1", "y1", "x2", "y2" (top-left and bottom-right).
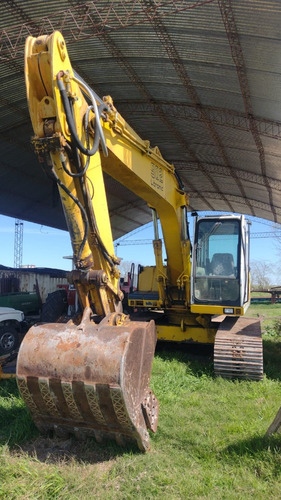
[
  {"x1": 73, "y1": 70, "x2": 103, "y2": 105},
  {"x1": 61, "y1": 155, "x2": 90, "y2": 178},
  {"x1": 58, "y1": 158, "x2": 116, "y2": 270},
  {"x1": 60, "y1": 101, "x2": 90, "y2": 179},
  {"x1": 174, "y1": 169, "x2": 185, "y2": 191},
  {"x1": 56, "y1": 73, "x2": 108, "y2": 157},
  {"x1": 56, "y1": 72, "x2": 117, "y2": 269},
  {"x1": 72, "y1": 73, "x2": 108, "y2": 157},
  {"x1": 51, "y1": 166, "x2": 89, "y2": 264}
]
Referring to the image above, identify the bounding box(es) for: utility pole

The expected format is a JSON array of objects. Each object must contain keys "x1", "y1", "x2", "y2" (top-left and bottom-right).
[{"x1": 14, "y1": 219, "x2": 23, "y2": 268}]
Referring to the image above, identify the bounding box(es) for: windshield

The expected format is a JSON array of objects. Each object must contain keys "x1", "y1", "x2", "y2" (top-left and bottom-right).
[{"x1": 193, "y1": 219, "x2": 240, "y2": 305}]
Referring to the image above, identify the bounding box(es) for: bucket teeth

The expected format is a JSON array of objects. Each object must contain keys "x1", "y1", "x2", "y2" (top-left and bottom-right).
[{"x1": 17, "y1": 316, "x2": 159, "y2": 451}]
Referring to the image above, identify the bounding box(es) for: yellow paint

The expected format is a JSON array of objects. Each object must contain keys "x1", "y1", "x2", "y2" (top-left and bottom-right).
[
  {"x1": 156, "y1": 324, "x2": 216, "y2": 344},
  {"x1": 190, "y1": 303, "x2": 249, "y2": 316},
  {"x1": 101, "y1": 124, "x2": 186, "y2": 286},
  {"x1": 0, "y1": 366, "x2": 15, "y2": 379}
]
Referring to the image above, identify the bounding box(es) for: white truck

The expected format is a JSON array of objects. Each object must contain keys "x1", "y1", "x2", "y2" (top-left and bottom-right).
[{"x1": 0, "y1": 307, "x2": 25, "y2": 356}]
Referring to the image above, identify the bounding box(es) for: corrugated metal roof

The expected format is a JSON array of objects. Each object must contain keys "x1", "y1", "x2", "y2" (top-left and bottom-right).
[{"x1": 1, "y1": 0, "x2": 281, "y2": 238}]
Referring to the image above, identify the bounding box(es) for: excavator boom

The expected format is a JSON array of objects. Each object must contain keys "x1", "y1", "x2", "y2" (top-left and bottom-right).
[{"x1": 17, "y1": 31, "x2": 160, "y2": 451}]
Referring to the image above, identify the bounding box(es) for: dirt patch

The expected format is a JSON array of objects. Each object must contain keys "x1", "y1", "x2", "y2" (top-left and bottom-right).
[{"x1": 13, "y1": 435, "x2": 118, "y2": 468}]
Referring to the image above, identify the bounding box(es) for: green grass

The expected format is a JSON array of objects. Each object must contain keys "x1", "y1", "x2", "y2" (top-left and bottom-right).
[
  {"x1": 246, "y1": 302, "x2": 281, "y2": 318},
  {"x1": 1, "y1": 304, "x2": 281, "y2": 499},
  {"x1": 246, "y1": 302, "x2": 281, "y2": 330}
]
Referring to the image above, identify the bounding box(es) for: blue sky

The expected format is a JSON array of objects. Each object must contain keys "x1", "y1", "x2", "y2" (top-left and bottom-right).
[
  {"x1": 1, "y1": 215, "x2": 73, "y2": 270},
  {"x1": 1, "y1": 213, "x2": 280, "y2": 276}
]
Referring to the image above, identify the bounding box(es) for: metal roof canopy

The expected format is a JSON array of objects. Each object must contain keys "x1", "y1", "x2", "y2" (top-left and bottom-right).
[{"x1": 1, "y1": 0, "x2": 281, "y2": 240}]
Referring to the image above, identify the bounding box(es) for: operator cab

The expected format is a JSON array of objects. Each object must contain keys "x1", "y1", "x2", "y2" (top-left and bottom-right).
[{"x1": 190, "y1": 215, "x2": 250, "y2": 316}]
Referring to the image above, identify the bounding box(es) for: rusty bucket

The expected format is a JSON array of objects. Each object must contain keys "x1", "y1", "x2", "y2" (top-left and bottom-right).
[{"x1": 17, "y1": 308, "x2": 158, "y2": 451}]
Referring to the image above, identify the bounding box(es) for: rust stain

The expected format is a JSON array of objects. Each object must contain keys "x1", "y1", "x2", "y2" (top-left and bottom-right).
[{"x1": 56, "y1": 339, "x2": 81, "y2": 351}]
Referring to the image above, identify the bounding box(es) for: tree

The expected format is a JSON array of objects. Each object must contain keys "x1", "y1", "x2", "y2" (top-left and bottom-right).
[{"x1": 251, "y1": 260, "x2": 271, "y2": 289}]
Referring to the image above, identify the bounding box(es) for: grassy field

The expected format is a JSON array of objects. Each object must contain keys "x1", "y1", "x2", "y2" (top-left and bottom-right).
[{"x1": 1, "y1": 306, "x2": 281, "y2": 499}]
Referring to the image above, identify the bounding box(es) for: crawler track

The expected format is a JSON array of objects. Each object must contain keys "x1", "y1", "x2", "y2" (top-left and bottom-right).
[{"x1": 214, "y1": 317, "x2": 263, "y2": 380}]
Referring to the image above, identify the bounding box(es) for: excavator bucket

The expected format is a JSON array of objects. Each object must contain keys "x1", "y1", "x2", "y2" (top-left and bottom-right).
[{"x1": 16, "y1": 309, "x2": 158, "y2": 452}]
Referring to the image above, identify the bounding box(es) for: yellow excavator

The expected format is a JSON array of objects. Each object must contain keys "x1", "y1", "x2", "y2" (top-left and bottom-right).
[{"x1": 17, "y1": 31, "x2": 263, "y2": 451}]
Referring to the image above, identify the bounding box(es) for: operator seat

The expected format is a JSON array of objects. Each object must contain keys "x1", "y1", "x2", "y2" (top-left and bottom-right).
[{"x1": 210, "y1": 253, "x2": 235, "y2": 276}]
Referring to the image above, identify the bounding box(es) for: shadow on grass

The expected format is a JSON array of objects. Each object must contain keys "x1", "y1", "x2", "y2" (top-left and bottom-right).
[
  {"x1": 156, "y1": 341, "x2": 214, "y2": 377},
  {"x1": 263, "y1": 338, "x2": 281, "y2": 381},
  {"x1": 223, "y1": 433, "x2": 281, "y2": 461},
  {"x1": 219, "y1": 434, "x2": 281, "y2": 479}
]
